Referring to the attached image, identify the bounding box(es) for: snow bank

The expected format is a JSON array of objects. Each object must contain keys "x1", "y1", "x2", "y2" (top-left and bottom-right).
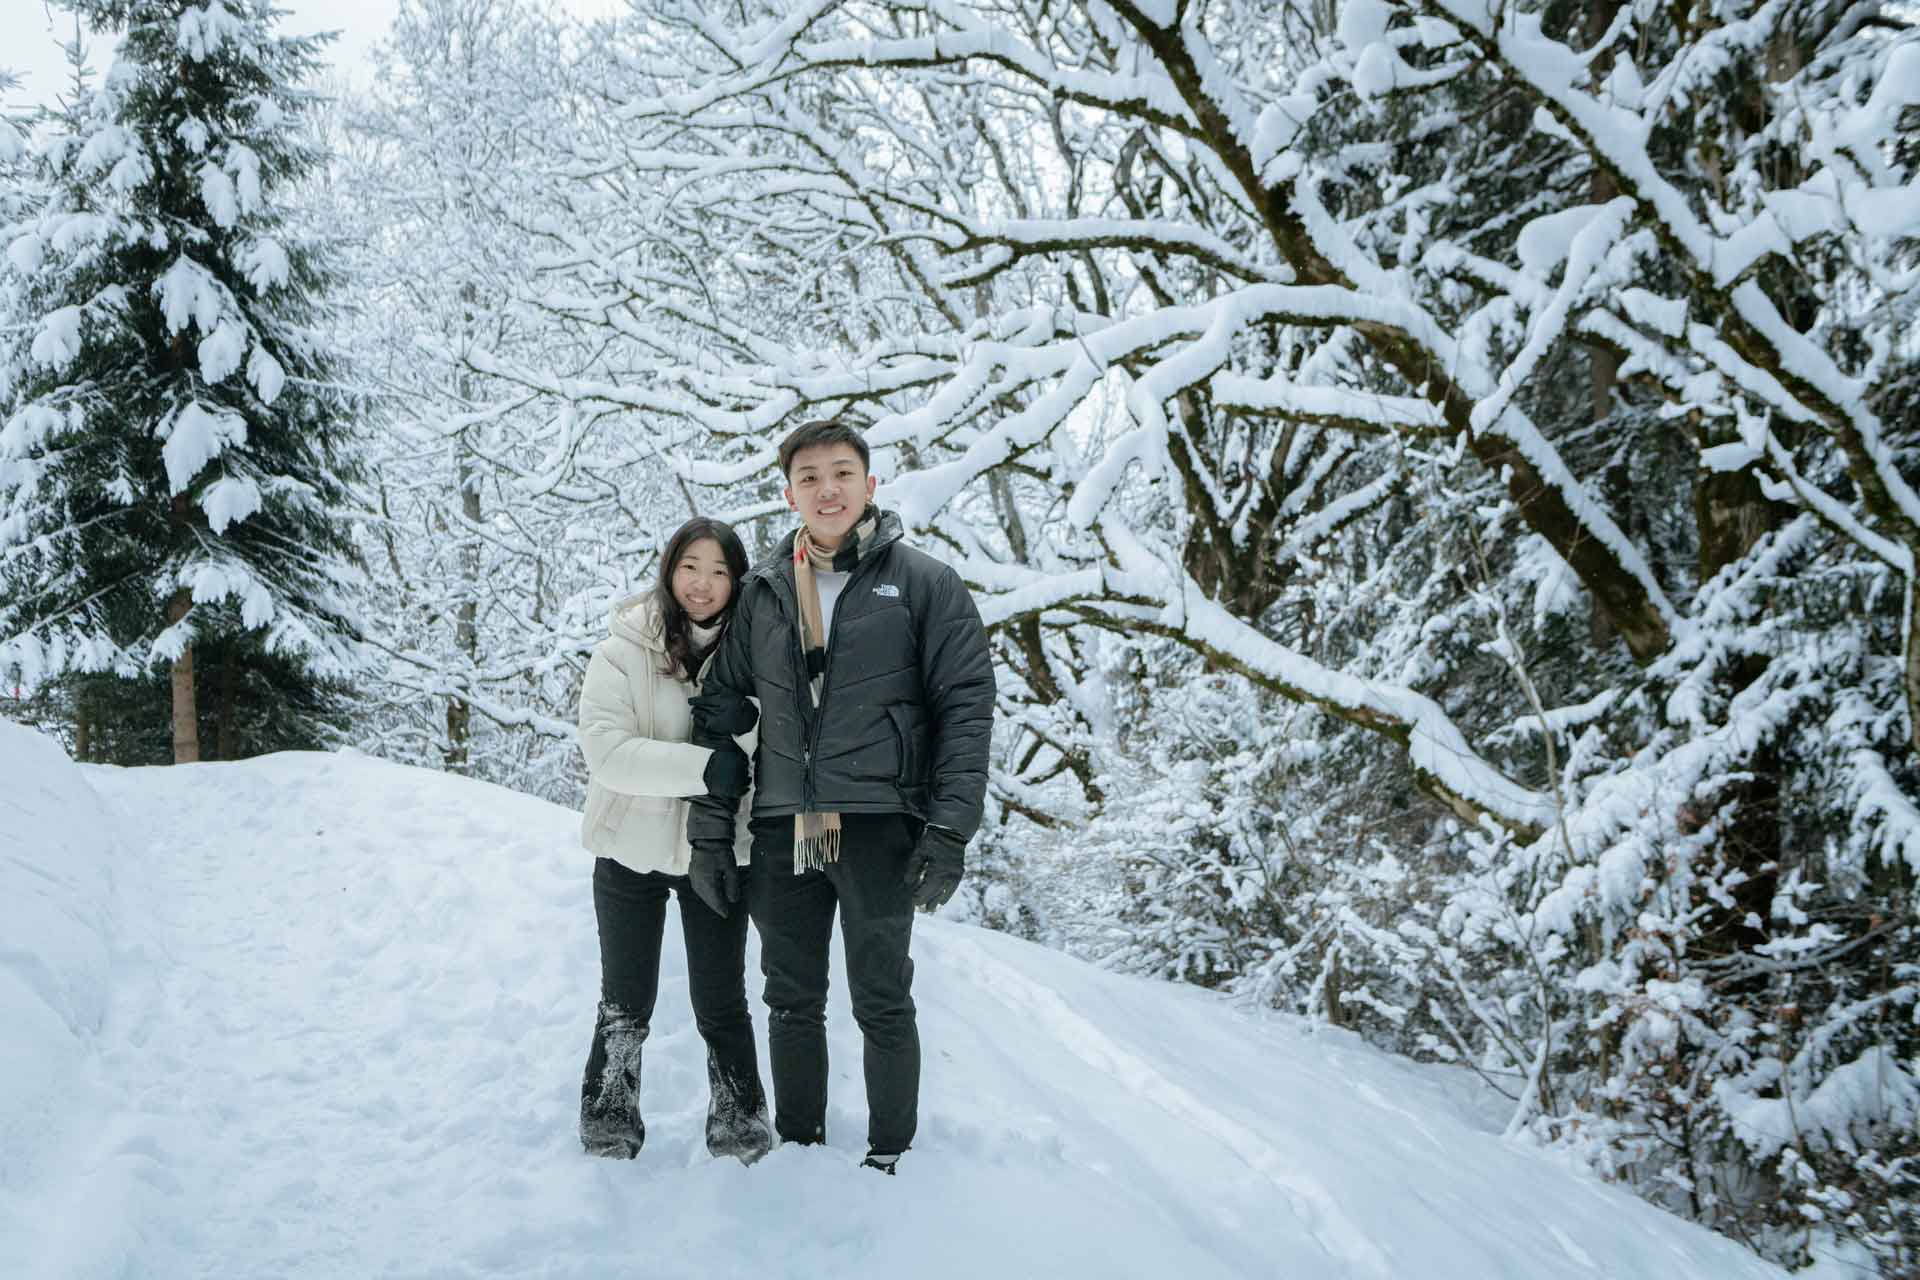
[
  {"x1": 3, "y1": 748, "x2": 1790, "y2": 1278},
  {"x1": 0, "y1": 722, "x2": 115, "y2": 1255}
]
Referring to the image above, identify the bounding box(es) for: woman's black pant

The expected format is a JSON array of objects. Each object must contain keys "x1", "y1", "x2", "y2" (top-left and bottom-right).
[{"x1": 592, "y1": 856, "x2": 764, "y2": 1119}]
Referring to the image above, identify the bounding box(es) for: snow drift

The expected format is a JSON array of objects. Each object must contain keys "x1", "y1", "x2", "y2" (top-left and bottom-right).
[
  {"x1": 0, "y1": 728, "x2": 1787, "y2": 1278},
  {"x1": 1, "y1": 720, "x2": 117, "y2": 1268}
]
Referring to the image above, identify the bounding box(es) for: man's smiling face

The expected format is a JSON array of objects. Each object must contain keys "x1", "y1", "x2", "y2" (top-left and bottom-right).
[{"x1": 785, "y1": 442, "x2": 876, "y2": 549}]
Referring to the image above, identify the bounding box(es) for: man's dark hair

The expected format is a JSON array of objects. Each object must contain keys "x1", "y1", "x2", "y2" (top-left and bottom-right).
[{"x1": 778, "y1": 420, "x2": 870, "y2": 479}]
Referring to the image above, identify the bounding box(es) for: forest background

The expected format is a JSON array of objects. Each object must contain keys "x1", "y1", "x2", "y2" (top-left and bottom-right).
[{"x1": 2, "y1": 0, "x2": 1916, "y2": 1272}]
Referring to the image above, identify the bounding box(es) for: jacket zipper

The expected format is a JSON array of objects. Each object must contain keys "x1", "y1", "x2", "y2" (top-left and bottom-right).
[
  {"x1": 785, "y1": 551, "x2": 876, "y2": 815},
  {"x1": 765, "y1": 567, "x2": 824, "y2": 815}
]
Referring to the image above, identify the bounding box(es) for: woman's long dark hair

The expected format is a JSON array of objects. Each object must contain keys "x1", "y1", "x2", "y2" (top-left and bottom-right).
[{"x1": 654, "y1": 516, "x2": 750, "y2": 681}]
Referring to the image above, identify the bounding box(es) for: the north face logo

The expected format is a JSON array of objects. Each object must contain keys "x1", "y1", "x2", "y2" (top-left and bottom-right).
[{"x1": 873, "y1": 584, "x2": 901, "y2": 598}]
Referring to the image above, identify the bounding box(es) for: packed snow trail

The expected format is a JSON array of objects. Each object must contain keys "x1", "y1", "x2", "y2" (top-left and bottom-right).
[{"x1": 2, "y1": 727, "x2": 1787, "y2": 1278}]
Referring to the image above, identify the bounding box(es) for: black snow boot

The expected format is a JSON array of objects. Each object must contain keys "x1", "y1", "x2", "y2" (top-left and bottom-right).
[
  {"x1": 704, "y1": 1051, "x2": 772, "y2": 1164},
  {"x1": 580, "y1": 1001, "x2": 648, "y2": 1158},
  {"x1": 860, "y1": 1150, "x2": 901, "y2": 1175}
]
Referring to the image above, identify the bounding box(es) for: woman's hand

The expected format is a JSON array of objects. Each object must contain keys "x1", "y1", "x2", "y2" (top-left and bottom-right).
[
  {"x1": 689, "y1": 690, "x2": 758, "y2": 741},
  {"x1": 688, "y1": 840, "x2": 742, "y2": 916},
  {"x1": 701, "y1": 743, "x2": 750, "y2": 800}
]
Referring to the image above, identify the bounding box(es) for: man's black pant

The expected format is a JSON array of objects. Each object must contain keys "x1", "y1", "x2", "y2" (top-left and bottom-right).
[
  {"x1": 592, "y1": 856, "x2": 763, "y2": 1115},
  {"x1": 747, "y1": 811, "x2": 919, "y2": 1155}
]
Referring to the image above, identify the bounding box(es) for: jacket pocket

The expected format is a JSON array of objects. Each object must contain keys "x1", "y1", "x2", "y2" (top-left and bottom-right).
[
  {"x1": 583, "y1": 782, "x2": 614, "y2": 831},
  {"x1": 624, "y1": 794, "x2": 674, "y2": 815},
  {"x1": 886, "y1": 703, "x2": 930, "y2": 787},
  {"x1": 595, "y1": 791, "x2": 670, "y2": 838},
  {"x1": 597, "y1": 792, "x2": 634, "y2": 837}
]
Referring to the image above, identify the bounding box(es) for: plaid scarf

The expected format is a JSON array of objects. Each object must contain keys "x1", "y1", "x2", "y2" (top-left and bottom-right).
[{"x1": 791, "y1": 506, "x2": 881, "y2": 871}]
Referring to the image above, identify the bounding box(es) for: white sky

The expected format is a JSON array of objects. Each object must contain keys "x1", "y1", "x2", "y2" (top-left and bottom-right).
[{"x1": 3, "y1": 0, "x2": 624, "y2": 109}]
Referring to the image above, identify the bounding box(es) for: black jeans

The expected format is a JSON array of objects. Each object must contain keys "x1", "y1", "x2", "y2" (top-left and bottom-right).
[
  {"x1": 592, "y1": 856, "x2": 764, "y2": 1119},
  {"x1": 747, "y1": 812, "x2": 920, "y2": 1155}
]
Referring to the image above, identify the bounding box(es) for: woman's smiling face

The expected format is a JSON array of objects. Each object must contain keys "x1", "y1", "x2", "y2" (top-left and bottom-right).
[{"x1": 671, "y1": 537, "x2": 733, "y2": 624}]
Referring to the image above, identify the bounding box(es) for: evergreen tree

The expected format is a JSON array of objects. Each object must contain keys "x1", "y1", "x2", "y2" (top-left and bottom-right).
[
  {"x1": 1, "y1": 58, "x2": 56, "y2": 738},
  {"x1": 0, "y1": 77, "x2": 30, "y2": 193},
  {"x1": 0, "y1": 0, "x2": 364, "y2": 762}
]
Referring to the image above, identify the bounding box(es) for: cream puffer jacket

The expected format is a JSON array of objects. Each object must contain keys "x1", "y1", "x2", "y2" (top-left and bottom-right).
[{"x1": 578, "y1": 593, "x2": 754, "y2": 875}]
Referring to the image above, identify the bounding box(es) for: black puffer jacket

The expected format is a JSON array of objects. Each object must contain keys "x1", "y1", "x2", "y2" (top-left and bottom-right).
[{"x1": 687, "y1": 509, "x2": 994, "y2": 847}]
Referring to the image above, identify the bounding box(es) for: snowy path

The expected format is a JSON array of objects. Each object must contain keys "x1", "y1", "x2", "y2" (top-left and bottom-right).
[{"x1": 4, "y1": 738, "x2": 1786, "y2": 1278}]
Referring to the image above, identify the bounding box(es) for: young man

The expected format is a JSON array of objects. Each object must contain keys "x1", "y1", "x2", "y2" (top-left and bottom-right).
[{"x1": 685, "y1": 420, "x2": 994, "y2": 1175}]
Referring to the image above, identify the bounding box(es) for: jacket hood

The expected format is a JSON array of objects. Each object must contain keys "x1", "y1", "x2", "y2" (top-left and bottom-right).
[{"x1": 608, "y1": 592, "x2": 667, "y2": 652}]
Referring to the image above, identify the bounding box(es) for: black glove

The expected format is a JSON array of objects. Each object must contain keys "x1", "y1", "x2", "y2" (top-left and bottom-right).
[
  {"x1": 689, "y1": 840, "x2": 741, "y2": 917},
  {"x1": 689, "y1": 690, "x2": 758, "y2": 742},
  {"x1": 902, "y1": 824, "x2": 966, "y2": 910},
  {"x1": 702, "y1": 743, "x2": 750, "y2": 800}
]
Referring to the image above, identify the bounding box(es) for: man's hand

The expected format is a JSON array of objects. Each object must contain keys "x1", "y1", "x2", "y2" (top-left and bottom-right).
[
  {"x1": 902, "y1": 824, "x2": 966, "y2": 910},
  {"x1": 689, "y1": 690, "x2": 758, "y2": 743},
  {"x1": 702, "y1": 743, "x2": 750, "y2": 800},
  {"x1": 689, "y1": 840, "x2": 742, "y2": 917}
]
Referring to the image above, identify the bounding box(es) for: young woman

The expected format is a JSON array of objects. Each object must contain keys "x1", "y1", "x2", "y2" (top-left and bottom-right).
[{"x1": 575, "y1": 516, "x2": 770, "y2": 1162}]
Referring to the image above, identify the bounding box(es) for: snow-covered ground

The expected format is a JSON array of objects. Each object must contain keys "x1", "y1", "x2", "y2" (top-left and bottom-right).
[{"x1": 1, "y1": 721, "x2": 1787, "y2": 1279}]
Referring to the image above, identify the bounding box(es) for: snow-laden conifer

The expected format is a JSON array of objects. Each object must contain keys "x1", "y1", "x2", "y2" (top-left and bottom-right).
[{"x1": 0, "y1": 0, "x2": 365, "y2": 761}]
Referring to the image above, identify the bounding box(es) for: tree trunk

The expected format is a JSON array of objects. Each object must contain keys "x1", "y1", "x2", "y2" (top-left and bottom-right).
[
  {"x1": 1584, "y1": 5, "x2": 1627, "y2": 649},
  {"x1": 444, "y1": 699, "x2": 471, "y2": 773},
  {"x1": 1588, "y1": 337, "x2": 1628, "y2": 651},
  {"x1": 445, "y1": 435, "x2": 481, "y2": 774},
  {"x1": 74, "y1": 701, "x2": 91, "y2": 763},
  {"x1": 216, "y1": 653, "x2": 237, "y2": 762},
  {"x1": 444, "y1": 285, "x2": 482, "y2": 776},
  {"x1": 1694, "y1": 460, "x2": 1786, "y2": 959},
  {"x1": 1680, "y1": 18, "x2": 1815, "y2": 964},
  {"x1": 168, "y1": 588, "x2": 200, "y2": 764}
]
